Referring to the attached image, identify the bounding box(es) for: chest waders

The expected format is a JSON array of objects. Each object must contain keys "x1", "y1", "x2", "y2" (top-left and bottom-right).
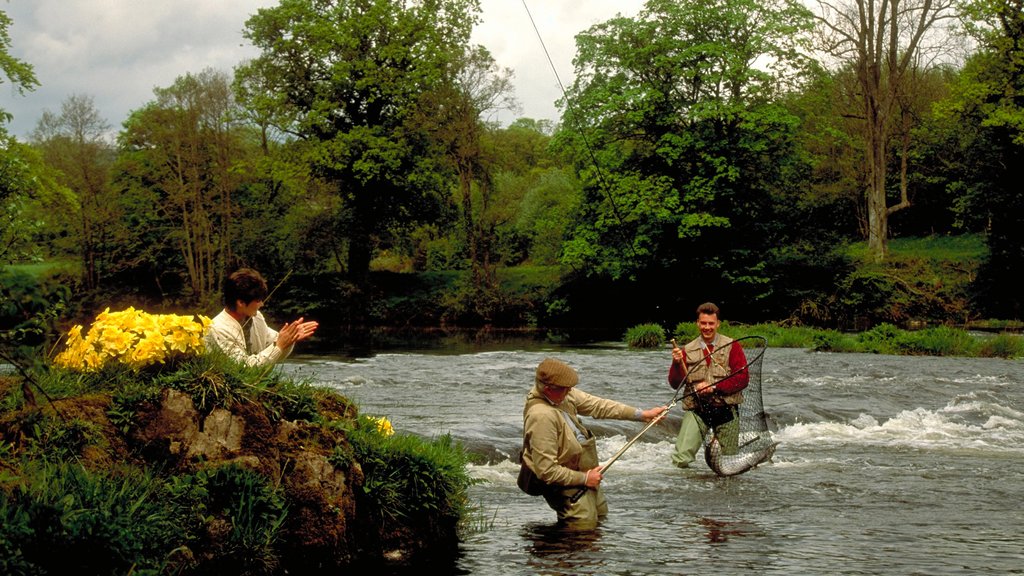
[{"x1": 545, "y1": 420, "x2": 605, "y2": 528}]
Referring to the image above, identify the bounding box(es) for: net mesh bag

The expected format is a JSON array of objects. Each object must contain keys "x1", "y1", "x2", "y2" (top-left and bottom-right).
[{"x1": 689, "y1": 335, "x2": 776, "y2": 476}]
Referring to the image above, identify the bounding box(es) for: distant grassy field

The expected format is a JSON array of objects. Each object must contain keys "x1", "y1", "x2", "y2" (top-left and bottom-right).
[{"x1": 846, "y1": 234, "x2": 987, "y2": 264}]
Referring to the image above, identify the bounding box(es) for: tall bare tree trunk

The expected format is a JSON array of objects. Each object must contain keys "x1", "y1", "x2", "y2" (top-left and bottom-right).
[{"x1": 814, "y1": 0, "x2": 956, "y2": 261}]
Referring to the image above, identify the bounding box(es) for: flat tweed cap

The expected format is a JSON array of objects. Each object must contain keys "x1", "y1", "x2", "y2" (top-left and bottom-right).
[{"x1": 535, "y1": 358, "x2": 579, "y2": 388}]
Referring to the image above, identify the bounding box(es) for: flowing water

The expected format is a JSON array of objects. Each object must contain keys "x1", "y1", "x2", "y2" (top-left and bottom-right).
[{"x1": 281, "y1": 342, "x2": 1024, "y2": 575}]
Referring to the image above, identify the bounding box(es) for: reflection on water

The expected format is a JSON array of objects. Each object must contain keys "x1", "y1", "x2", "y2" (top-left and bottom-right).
[
  {"x1": 521, "y1": 522, "x2": 606, "y2": 575},
  {"x1": 697, "y1": 516, "x2": 756, "y2": 544}
]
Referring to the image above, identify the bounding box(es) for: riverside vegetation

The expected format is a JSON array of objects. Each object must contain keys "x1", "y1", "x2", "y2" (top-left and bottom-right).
[
  {"x1": 0, "y1": 310, "x2": 477, "y2": 575},
  {"x1": 625, "y1": 320, "x2": 1024, "y2": 358},
  {"x1": 2, "y1": 236, "x2": 1022, "y2": 573}
]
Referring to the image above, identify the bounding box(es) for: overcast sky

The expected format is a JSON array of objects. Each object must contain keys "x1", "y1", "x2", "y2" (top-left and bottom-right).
[{"x1": 0, "y1": 0, "x2": 644, "y2": 140}]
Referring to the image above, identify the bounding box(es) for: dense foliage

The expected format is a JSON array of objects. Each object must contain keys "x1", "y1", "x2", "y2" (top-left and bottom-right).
[{"x1": 1, "y1": 0, "x2": 1023, "y2": 338}]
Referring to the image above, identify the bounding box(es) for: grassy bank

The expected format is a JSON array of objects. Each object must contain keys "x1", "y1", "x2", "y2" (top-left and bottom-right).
[
  {"x1": 653, "y1": 321, "x2": 1024, "y2": 358},
  {"x1": 0, "y1": 310, "x2": 477, "y2": 573}
]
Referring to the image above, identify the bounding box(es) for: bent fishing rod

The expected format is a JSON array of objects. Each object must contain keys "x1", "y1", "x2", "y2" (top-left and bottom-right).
[{"x1": 568, "y1": 337, "x2": 756, "y2": 503}]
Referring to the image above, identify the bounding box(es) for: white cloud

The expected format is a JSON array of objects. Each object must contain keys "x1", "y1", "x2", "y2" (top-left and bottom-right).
[{"x1": 0, "y1": 0, "x2": 643, "y2": 138}]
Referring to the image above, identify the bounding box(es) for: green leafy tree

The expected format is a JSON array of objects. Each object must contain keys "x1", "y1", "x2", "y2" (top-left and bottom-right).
[
  {"x1": 236, "y1": 0, "x2": 482, "y2": 292},
  {"x1": 31, "y1": 94, "x2": 116, "y2": 289},
  {"x1": 810, "y1": 0, "x2": 959, "y2": 261},
  {"x1": 557, "y1": 0, "x2": 816, "y2": 319},
  {"x1": 939, "y1": 0, "x2": 1024, "y2": 319},
  {"x1": 115, "y1": 69, "x2": 248, "y2": 303},
  {"x1": 484, "y1": 120, "x2": 578, "y2": 266},
  {"x1": 417, "y1": 44, "x2": 518, "y2": 293},
  {"x1": 0, "y1": 9, "x2": 37, "y2": 126},
  {"x1": 1, "y1": 137, "x2": 73, "y2": 265},
  {"x1": 0, "y1": 8, "x2": 44, "y2": 264}
]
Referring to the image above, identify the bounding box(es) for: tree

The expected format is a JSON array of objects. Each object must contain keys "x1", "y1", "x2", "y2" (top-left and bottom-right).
[
  {"x1": 557, "y1": 0, "x2": 816, "y2": 319},
  {"x1": 31, "y1": 94, "x2": 115, "y2": 289},
  {"x1": 939, "y1": 0, "x2": 1024, "y2": 319},
  {"x1": 116, "y1": 69, "x2": 247, "y2": 303},
  {"x1": 0, "y1": 8, "x2": 42, "y2": 262},
  {"x1": 0, "y1": 10, "x2": 37, "y2": 126},
  {"x1": 483, "y1": 120, "x2": 580, "y2": 266},
  {"x1": 811, "y1": 0, "x2": 958, "y2": 260},
  {"x1": 236, "y1": 0, "x2": 482, "y2": 291},
  {"x1": 426, "y1": 45, "x2": 518, "y2": 292}
]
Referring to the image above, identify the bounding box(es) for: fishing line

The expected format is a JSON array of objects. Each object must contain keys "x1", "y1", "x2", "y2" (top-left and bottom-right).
[
  {"x1": 569, "y1": 335, "x2": 771, "y2": 501},
  {"x1": 520, "y1": 0, "x2": 636, "y2": 258},
  {"x1": 240, "y1": 268, "x2": 293, "y2": 333}
]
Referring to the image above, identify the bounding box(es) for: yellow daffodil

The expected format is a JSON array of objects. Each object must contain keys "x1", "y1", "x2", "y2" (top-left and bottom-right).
[
  {"x1": 370, "y1": 416, "x2": 395, "y2": 437},
  {"x1": 53, "y1": 308, "x2": 211, "y2": 372}
]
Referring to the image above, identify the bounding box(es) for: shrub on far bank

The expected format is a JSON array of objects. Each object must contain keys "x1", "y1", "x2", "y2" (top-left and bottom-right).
[
  {"x1": 977, "y1": 333, "x2": 1024, "y2": 359},
  {"x1": 625, "y1": 323, "x2": 666, "y2": 348},
  {"x1": 666, "y1": 318, "x2": 1023, "y2": 359}
]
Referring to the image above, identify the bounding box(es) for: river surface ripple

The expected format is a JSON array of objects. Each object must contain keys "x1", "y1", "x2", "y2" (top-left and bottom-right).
[{"x1": 281, "y1": 345, "x2": 1024, "y2": 575}]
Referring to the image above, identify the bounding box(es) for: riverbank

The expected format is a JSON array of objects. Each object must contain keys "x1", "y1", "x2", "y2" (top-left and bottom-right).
[
  {"x1": 0, "y1": 321, "x2": 475, "y2": 574},
  {"x1": 673, "y1": 322, "x2": 1024, "y2": 358}
]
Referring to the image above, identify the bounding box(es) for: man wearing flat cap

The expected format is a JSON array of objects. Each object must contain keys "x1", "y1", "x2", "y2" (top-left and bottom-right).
[{"x1": 518, "y1": 357, "x2": 668, "y2": 529}]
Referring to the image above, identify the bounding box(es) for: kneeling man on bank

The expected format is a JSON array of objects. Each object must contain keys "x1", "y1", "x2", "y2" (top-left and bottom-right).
[
  {"x1": 519, "y1": 358, "x2": 667, "y2": 529},
  {"x1": 205, "y1": 268, "x2": 318, "y2": 367}
]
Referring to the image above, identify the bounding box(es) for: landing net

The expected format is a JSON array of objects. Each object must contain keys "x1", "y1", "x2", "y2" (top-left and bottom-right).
[{"x1": 687, "y1": 335, "x2": 776, "y2": 476}]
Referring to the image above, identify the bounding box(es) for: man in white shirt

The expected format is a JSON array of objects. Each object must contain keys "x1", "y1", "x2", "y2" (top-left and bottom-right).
[{"x1": 205, "y1": 268, "x2": 318, "y2": 367}]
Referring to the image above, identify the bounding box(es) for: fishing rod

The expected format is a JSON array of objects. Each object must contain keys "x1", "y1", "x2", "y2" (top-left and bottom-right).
[
  {"x1": 240, "y1": 268, "x2": 293, "y2": 332},
  {"x1": 568, "y1": 386, "x2": 682, "y2": 503},
  {"x1": 568, "y1": 336, "x2": 763, "y2": 502},
  {"x1": 568, "y1": 341, "x2": 706, "y2": 503}
]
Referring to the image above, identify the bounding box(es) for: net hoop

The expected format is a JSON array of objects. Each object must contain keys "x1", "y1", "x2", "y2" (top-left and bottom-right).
[{"x1": 677, "y1": 335, "x2": 776, "y2": 477}]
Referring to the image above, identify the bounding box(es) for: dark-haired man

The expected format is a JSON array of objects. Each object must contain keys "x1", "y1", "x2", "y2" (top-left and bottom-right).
[{"x1": 205, "y1": 268, "x2": 318, "y2": 367}]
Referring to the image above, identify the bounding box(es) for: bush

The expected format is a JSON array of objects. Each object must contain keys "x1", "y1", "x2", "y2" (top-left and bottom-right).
[
  {"x1": 977, "y1": 333, "x2": 1024, "y2": 359},
  {"x1": 346, "y1": 417, "x2": 477, "y2": 543},
  {"x1": 857, "y1": 323, "x2": 907, "y2": 355},
  {"x1": 904, "y1": 326, "x2": 978, "y2": 357},
  {"x1": 671, "y1": 322, "x2": 698, "y2": 343},
  {"x1": 0, "y1": 463, "x2": 193, "y2": 575},
  {"x1": 812, "y1": 330, "x2": 859, "y2": 352},
  {"x1": 199, "y1": 464, "x2": 289, "y2": 575},
  {"x1": 624, "y1": 323, "x2": 666, "y2": 348}
]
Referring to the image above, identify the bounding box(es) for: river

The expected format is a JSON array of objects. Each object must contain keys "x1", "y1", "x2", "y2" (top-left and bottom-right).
[{"x1": 280, "y1": 341, "x2": 1024, "y2": 575}]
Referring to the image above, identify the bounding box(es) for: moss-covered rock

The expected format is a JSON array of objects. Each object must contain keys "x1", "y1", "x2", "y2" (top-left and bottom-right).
[{"x1": 0, "y1": 359, "x2": 474, "y2": 574}]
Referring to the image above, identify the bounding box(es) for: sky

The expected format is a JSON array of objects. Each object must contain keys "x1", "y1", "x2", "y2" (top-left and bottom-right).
[{"x1": 0, "y1": 0, "x2": 645, "y2": 140}]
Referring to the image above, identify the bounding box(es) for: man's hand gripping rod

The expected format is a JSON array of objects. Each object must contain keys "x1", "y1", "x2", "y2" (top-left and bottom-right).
[{"x1": 568, "y1": 339, "x2": 685, "y2": 504}]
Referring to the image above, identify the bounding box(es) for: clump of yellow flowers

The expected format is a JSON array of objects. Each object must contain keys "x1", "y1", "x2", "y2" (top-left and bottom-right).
[
  {"x1": 54, "y1": 307, "x2": 211, "y2": 372},
  {"x1": 369, "y1": 415, "x2": 395, "y2": 437}
]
